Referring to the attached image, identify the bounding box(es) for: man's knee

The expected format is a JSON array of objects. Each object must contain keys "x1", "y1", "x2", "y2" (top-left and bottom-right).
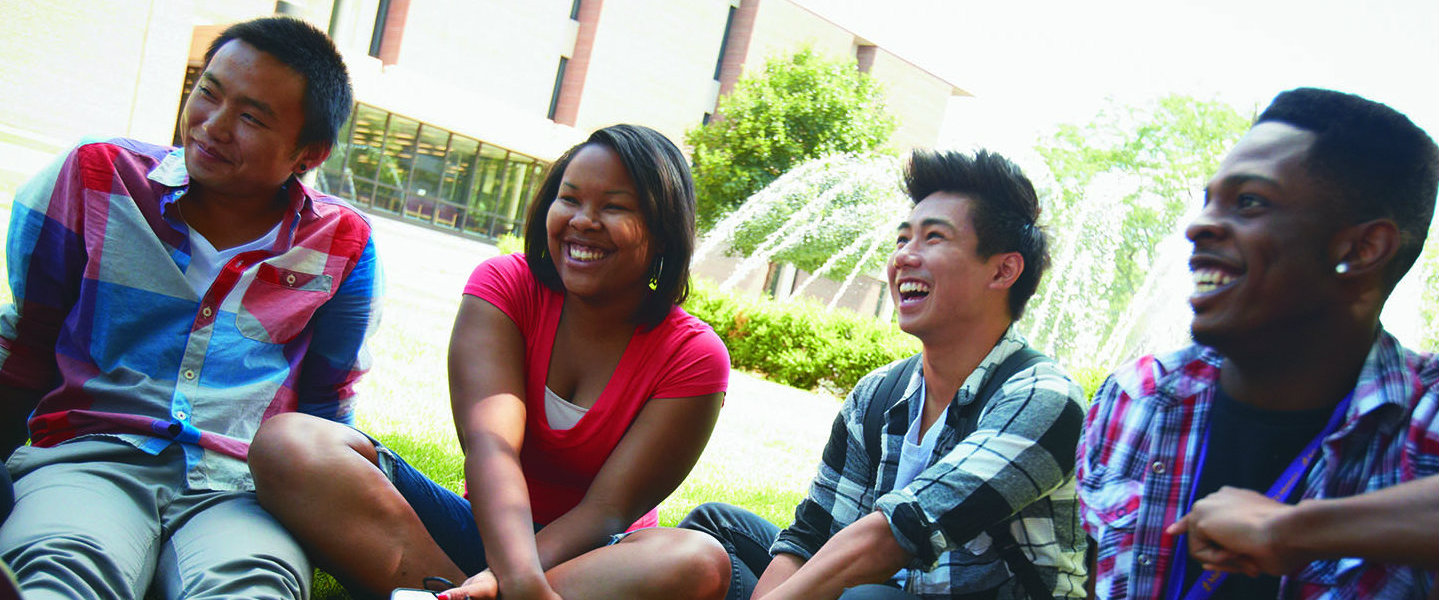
[{"x1": 679, "y1": 501, "x2": 745, "y2": 534}]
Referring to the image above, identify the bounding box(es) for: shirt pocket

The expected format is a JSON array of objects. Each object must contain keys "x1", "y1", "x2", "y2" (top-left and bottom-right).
[
  {"x1": 1081, "y1": 467, "x2": 1142, "y2": 556},
  {"x1": 235, "y1": 263, "x2": 333, "y2": 344}
]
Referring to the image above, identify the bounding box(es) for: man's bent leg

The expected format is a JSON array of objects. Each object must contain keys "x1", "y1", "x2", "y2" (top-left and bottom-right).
[
  {"x1": 0, "y1": 440, "x2": 169, "y2": 600},
  {"x1": 838, "y1": 583, "x2": 919, "y2": 599},
  {"x1": 679, "y1": 502, "x2": 784, "y2": 600},
  {"x1": 154, "y1": 489, "x2": 310, "y2": 600}
]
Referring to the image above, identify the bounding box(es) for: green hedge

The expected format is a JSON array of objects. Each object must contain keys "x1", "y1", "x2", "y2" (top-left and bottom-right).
[{"x1": 685, "y1": 282, "x2": 919, "y2": 393}]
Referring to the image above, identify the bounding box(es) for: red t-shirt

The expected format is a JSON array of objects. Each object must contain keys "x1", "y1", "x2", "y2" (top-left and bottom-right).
[{"x1": 464, "y1": 253, "x2": 730, "y2": 527}]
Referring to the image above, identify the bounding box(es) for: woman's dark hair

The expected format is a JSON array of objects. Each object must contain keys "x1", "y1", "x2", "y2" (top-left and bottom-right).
[
  {"x1": 523, "y1": 124, "x2": 697, "y2": 327},
  {"x1": 205, "y1": 17, "x2": 353, "y2": 149},
  {"x1": 904, "y1": 149, "x2": 1050, "y2": 320}
]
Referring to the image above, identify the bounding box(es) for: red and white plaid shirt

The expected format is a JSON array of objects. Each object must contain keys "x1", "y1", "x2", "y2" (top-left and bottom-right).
[{"x1": 1077, "y1": 330, "x2": 1438, "y2": 599}]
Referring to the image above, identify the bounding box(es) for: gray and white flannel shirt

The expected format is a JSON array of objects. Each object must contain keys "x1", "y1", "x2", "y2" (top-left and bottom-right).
[{"x1": 772, "y1": 329, "x2": 1089, "y2": 599}]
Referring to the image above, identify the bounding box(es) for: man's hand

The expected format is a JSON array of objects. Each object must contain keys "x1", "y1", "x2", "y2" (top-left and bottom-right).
[{"x1": 1166, "y1": 486, "x2": 1301, "y2": 577}]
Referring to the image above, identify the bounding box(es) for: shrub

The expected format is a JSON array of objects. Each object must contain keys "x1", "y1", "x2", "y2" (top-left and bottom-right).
[{"x1": 684, "y1": 282, "x2": 919, "y2": 393}]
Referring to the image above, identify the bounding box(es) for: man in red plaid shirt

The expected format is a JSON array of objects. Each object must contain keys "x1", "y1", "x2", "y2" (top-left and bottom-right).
[{"x1": 1078, "y1": 87, "x2": 1438, "y2": 599}]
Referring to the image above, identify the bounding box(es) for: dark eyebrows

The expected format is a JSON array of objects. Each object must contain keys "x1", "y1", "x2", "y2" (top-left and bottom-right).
[
  {"x1": 559, "y1": 181, "x2": 634, "y2": 196},
  {"x1": 896, "y1": 217, "x2": 957, "y2": 233},
  {"x1": 197, "y1": 72, "x2": 277, "y2": 118}
]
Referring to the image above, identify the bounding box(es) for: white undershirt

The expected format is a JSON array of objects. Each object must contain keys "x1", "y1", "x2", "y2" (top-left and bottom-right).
[
  {"x1": 895, "y1": 378, "x2": 950, "y2": 490},
  {"x1": 544, "y1": 386, "x2": 589, "y2": 430},
  {"x1": 183, "y1": 224, "x2": 280, "y2": 296}
]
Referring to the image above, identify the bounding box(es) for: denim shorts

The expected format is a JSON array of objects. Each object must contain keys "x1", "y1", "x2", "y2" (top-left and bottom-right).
[{"x1": 370, "y1": 438, "x2": 623, "y2": 574}]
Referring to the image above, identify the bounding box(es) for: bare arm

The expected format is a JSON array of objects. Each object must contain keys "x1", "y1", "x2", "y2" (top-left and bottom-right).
[
  {"x1": 755, "y1": 512, "x2": 910, "y2": 600},
  {"x1": 1168, "y1": 478, "x2": 1439, "y2": 576},
  {"x1": 532, "y1": 388, "x2": 723, "y2": 570},
  {"x1": 447, "y1": 295, "x2": 557, "y2": 599}
]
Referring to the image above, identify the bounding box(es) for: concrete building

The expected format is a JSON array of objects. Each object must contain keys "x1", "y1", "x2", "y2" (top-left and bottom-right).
[{"x1": 1, "y1": 0, "x2": 965, "y2": 314}]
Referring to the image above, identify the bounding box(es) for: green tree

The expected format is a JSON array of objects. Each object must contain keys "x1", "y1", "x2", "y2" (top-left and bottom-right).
[
  {"x1": 1022, "y1": 95, "x2": 1252, "y2": 367},
  {"x1": 687, "y1": 46, "x2": 897, "y2": 230}
]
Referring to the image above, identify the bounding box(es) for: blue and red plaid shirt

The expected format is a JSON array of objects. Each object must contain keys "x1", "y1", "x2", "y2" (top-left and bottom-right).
[
  {"x1": 0, "y1": 138, "x2": 381, "y2": 491},
  {"x1": 1078, "y1": 330, "x2": 1439, "y2": 599}
]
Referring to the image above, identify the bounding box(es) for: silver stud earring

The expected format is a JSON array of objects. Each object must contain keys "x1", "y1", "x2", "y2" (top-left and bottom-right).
[{"x1": 1335, "y1": 262, "x2": 1350, "y2": 274}]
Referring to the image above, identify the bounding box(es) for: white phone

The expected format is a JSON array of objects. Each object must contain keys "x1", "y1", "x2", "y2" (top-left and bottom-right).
[{"x1": 390, "y1": 589, "x2": 439, "y2": 599}]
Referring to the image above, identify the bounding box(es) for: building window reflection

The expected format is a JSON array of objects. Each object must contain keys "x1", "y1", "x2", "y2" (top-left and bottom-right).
[{"x1": 318, "y1": 102, "x2": 548, "y2": 241}]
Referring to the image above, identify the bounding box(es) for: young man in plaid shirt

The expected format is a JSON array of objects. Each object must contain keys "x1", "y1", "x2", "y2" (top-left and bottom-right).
[
  {"x1": 682, "y1": 149, "x2": 1089, "y2": 599},
  {"x1": 1079, "y1": 87, "x2": 1439, "y2": 599},
  {"x1": 0, "y1": 17, "x2": 379, "y2": 599}
]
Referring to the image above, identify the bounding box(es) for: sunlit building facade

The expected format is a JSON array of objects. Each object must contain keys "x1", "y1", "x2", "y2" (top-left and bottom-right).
[{"x1": 2, "y1": 0, "x2": 965, "y2": 243}]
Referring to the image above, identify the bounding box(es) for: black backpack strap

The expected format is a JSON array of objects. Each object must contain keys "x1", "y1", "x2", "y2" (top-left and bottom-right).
[
  {"x1": 864, "y1": 354, "x2": 921, "y2": 487},
  {"x1": 964, "y1": 346, "x2": 1053, "y2": 600}
]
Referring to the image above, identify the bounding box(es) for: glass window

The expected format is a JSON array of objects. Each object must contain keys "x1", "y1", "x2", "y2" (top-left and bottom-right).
[
  {"x1": 371, "y1": 114, "x2": 418, "y2": 215},
  {"x1": 437, "y1": 135, "x2": 479, "y2": 230},
  {"x1": 317, "y1": 106, "x2": 357, "y2": 199},
  {"x1": 404, "y1": 124, "x2": 450, "y2": 224},
  {"x1": 345, "y1": 104, "x2": 392, "y2": 207}
]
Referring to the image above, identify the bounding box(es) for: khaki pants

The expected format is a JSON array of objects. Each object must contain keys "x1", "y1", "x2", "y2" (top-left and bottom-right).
[{"x1": 0, "y1": 438, "x2": 309, "y2": 600}]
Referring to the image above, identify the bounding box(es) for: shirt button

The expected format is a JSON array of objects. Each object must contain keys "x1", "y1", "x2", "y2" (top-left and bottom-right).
[
  {"x1": 1137, "y1": 554, "x2": 1152, "y2": 566},
  {"x1": 174, "y1": 410, "x2": 187, "y2": 421},
  {"x1": 183, "y1": 369, "x2": 196, "y2": 380},
  {"x1": 285, "y1": 273, "x2": 297, "y2": 285},
  {"x1": 1151, "y1": 461, "x2": 1166, "y2": 474},
  {"x1": 201, "y1": 306, "x2": 213, "y2": 318}
]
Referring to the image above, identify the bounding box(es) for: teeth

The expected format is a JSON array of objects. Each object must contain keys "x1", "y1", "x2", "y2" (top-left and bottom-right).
[
  {"x1": 1192, "y1": 269, "x2": 1235, "y2": 293},
  {"x1": 568, "y1": 244, "x2": 606, "y2": 262},
  {"x1": 897, "y1": 281, "x2": 931, "y2": 295}
]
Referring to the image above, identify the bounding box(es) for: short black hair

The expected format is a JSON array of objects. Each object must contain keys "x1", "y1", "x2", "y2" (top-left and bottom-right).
[
  {"x1": 904, "y1": 149, "x2": 1049, "y2": 319},
  {"x1": 523, "y1": 124, "x2": 697, "y2": 328},
  {"x1": 1256, "y1": 87, "x2": 1439, "y2": 288},
  {"x1": 206, "y1": 17, "x2": 353, "y2": 149}
]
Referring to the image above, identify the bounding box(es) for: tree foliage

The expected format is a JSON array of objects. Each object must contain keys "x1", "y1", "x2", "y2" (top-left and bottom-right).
[
  {"x1": 687, "y1": 46, "x2": 897, "y2": 230},
  {"x1": 1023, "y1": 95, "x2": 1252, "y2": 366}
]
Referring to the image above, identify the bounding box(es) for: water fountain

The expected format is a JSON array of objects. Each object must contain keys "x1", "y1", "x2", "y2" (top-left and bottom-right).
[
  {"x1": 693, "y1": 153, "x2": 911, "y2": 311},
  {"x1": 695, "y1": 154, "x2": 1438, "y2": 373}
]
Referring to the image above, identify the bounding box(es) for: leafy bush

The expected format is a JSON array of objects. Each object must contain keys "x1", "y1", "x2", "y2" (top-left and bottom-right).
[
  {"x1": 496, "y1": 233, "x2": 524, "y2": 255},
  {"x1": 684, "y1": 282, "x2": 919, "y2": 393}
]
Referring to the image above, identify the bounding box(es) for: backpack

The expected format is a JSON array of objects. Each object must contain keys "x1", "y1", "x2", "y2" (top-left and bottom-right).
[{"x1": 863, "y1": 346, "x2": 1053, "y2": 600}]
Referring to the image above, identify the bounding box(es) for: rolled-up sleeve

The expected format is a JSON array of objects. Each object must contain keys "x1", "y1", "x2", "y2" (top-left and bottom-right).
[
  {"x1": 772, "y1": 369, "x2": 888, "y2": 559},
  {"x1": 874, "y1": 362, "x2": 1085, "y2": 567}
]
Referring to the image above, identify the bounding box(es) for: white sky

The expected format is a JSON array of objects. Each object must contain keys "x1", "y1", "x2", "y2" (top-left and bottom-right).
[
  {"x1": 793, "y1": 0, "x2": 1439, "y2": 347},
  {"x1": 793, "y1": 0, "x2": 1439, "y2": 159}
]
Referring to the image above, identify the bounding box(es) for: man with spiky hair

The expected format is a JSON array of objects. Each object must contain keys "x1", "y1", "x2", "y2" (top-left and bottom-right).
[
  {"x1": 1079, "y1": 87, "x2": 1439, "y2": 599},
  {"x1": 0, "y1": 17, "x2": 378, "y2": 599},
  {"x1": 681, "y1": 149, "x2": 1089, "y2": 599}
]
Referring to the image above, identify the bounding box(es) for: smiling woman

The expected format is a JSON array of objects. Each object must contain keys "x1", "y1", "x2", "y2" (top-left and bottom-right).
[{"x1": 249, "y1": 124, "x2": 736, "y2": 600}]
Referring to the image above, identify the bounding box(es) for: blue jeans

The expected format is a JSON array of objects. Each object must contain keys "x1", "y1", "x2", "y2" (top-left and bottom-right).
[
  {"x1": 679, "y1": 502, "x2": 916, "y2": 600},
  {"x1": 373, "y1": 441, "x2": 494, "y2": 575}
]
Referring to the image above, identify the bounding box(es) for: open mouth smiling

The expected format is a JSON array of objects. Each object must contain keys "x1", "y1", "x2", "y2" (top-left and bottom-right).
[
  {"x1": 566, "y1": 242, "x2": 610, "y2": 262},
  {"x1": 1192, "y1": 268, "x2": 1237, "y2": 294},
  {"x1": 897, "y1": 280, "x2": 931, "y2": 303}
]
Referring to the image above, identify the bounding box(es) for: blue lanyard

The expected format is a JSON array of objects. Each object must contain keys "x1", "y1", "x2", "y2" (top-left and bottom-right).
[{"x1": 1164, "y1": 392, "x2": 1353, "y2": 600}]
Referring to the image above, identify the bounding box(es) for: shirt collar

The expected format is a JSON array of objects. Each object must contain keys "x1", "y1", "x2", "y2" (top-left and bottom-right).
[
  {"x1": 148, "y1": 148, "x2": 316, "y2": 230},
  {"x1": 1155, "y1": 328, "x2": 1410, "y2": 431}
]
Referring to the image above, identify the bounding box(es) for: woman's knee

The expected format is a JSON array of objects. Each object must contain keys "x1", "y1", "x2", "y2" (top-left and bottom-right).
[
  {"x1": 249, "y1": 413, "x2": 369, "y2": 492},
  {"x1": 628, "y1": 528, "x2": 732, "y2": 598}
]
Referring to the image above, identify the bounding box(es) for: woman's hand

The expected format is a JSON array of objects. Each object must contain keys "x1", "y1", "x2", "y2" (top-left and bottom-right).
[
  {"x1": 439, "y1": 569, "x2": 498, "y2": 600},
  {"x1": 439, "y1": 568, "x2": 565, "y2": 600}
]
